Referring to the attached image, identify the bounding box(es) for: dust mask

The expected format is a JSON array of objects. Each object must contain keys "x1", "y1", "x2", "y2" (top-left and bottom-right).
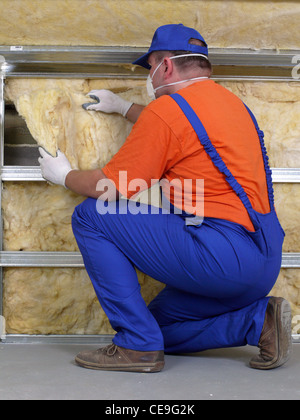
[
  {"x1": 146, "y1": 54, "x2": 209, "y2": 99},
  {"x1": 146, "y1": 74, "x2": 156, "y2": 100}
]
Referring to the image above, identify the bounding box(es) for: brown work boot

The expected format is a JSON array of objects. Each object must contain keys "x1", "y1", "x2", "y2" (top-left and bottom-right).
[
  {"x1": 75, "y1": 343, "x2": 165, "y2": 372},
  {"x1": 249, "y1": 297, "x2": 292, "y2": 370}
]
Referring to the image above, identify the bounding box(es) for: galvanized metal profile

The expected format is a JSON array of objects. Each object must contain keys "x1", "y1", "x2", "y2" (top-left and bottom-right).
[
  {"x1": 281, "y1": 253, "x2": 300, "y2": 268},
  {"x1": 2, "y1": 333, "x2": 298, "y2": 345},
  {"x1": 0, "y1": 57, "x2": 4, "y2": 167},
  {"x1": 0, "y1": 251, "x2": 84, "y2": 267},
  {"x1": 0, "y1": 46, "x2": 148, "y2": 78},
  {"x1": 212, "y1": 76, "x2": 297, "y2": 82},
  {"x1": 0, "y1": 251, "x2": 299, "y2": 268},
  {"x1": 206, "y1": 48, "x2": 299, "y2": 81},
  {"x1": 1, "y1": 333, "x2": 113, "y2": 344},
  {"x1": 1, "y1": 166, "x2": 44, "y2": 181},
  {"x1": 0, "y1": 45, "x2": 147, "y2": 64},
  {"x1": 0, "y1": 46, "x2": 298, "y2": 80},
  {"x1": 1, "y1": 166, "x2": 300, "y2": 183},
  {"x1": 271, "y1": 168, "x2": 300, "y2": 183},
  {"x1": 292, "y1": 334, "x2": 300, "y2": 343},
  {"x1": 210, "y1": 48, "x2": 298, "y2": 67},
  {"x1": 0, "y1": 46, "x2": 297, "y2": 64},
  {"x1": 0, "y1": 57, "x2": 5, "y2": 317}
]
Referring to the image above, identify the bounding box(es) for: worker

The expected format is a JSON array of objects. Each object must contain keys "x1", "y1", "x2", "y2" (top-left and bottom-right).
[{"x1": 38, "y1": 23, "x2": 292, "y2": 372}]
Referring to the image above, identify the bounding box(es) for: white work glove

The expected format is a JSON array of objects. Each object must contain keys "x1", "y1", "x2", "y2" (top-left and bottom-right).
[
  {"x1": 82, "y1": 89, "x2": 133, "y2": 117},
  {"x1": 38, "y1": 147, "x2": 72, "y2": 188}
]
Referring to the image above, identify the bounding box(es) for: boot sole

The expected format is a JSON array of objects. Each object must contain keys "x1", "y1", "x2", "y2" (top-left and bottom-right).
[
  {"x1": 75, "y1": 356, "x2": 165, "y2": 373},
  {"x1": 250, "y1": 298, "x2": 292, "y2": 370}
]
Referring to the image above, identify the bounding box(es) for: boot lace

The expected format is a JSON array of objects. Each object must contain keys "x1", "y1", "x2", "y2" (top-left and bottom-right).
[{"x1": 99, "y1": 343, "x2": 118, "y2": 356}]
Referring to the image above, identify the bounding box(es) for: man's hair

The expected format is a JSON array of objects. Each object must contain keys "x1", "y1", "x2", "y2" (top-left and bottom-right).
[{"x1": 153, "y1": 38, "x2": 212, "y2": 73}]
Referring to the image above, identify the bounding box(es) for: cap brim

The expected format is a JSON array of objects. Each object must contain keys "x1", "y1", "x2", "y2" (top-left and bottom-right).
[{"x1": 132, "y1": 52, "x2": 151, "y2": 70}]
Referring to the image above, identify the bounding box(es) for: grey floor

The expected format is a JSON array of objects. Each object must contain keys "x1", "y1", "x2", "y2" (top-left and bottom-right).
[{"x1": 0, "y1": 341, "x2": 299, "y2": 400}]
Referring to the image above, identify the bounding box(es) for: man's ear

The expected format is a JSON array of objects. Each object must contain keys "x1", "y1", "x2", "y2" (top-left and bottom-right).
[{"x1": 162, "y1": 57, "x2": 174, "y2": 80}]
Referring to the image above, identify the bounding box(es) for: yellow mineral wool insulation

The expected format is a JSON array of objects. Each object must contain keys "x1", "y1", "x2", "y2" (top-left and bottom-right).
[
  {"x1": 2, "y1": 182, "x2": 83, "y2": 252},
  {"x1": 4, "y1": 78, "x2": 146, "y2": 102},
  {"x1": 5, "y1": 79, "x2": 150, "y2": 171},
  {"x1": 2, "y1": 183, "x2": 299, "y2": 253},
  {"x1": 1, "y1": 182, "x2": 159, "y2": 252},
  {"x1": 3, "y1": 267, "x2": 164, "y2": 335},
  {"x1": 2, "y1": 266, "x2": 299, "y2": 335},
  {"x1": 5, "y1": 79, "x2": 300, "y2": 169},
  {"x1": 221, "y1": 81, "x2": 300, "y2": 168},
  {"x1": 3, "y1": 79, "x2": 300, "y2": 250},
  {"x1": 0, "y1": 0, "x2": 299, "y2": 49},
  {"x1": 3, "y1": 78, "x2": 300, "y2": 334},
  {"x1": 273, "y1": 184, "x2": 300, "y2": 253},
  {"x1": 270, "y1": 269, "x2": 300, "y2": 320}
]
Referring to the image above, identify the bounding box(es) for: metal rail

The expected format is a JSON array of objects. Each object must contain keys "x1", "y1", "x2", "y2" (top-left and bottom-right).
[
  {"x1": 271, "y1": 168, "x2": 300, "y2": 184},
  {"x1": 0, "y1": 46, "x2": 298, "y2": 80},
  {"x1": 0, "y1": 251, "x2": 299, "y2": 268},
  {"x1": 0, "y1": 251, "x2": 83, "y2": 267},
  {"x1": 2, "y1": 332, "x2": 298, "y2": 345},
  {"x1": 1, "y1": 333, "x2": 113, "y2": 344},
  {"x1": 0, "y1": 57, "x2": 4, "y2": 317},
  {"x1": 2, "y1": 166, "x2": 300, "y2": 183}
]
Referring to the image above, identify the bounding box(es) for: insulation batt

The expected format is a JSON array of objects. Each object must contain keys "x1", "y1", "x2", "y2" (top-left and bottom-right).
[
  {"x1": 3, "y1": 267, "x2": 163, "y2": 335},
  {"x1": 0, "y1": 0, "x2": 299, "y2": 50},
  {"x1": 2, "y1": 182, "x2": 83, "y2": 252},
  {"x1": 3, "y1": 183, "x2": 299, "y2": 255},
  {"x1": 3, "y1": 78, "x2": 299, "y2": 334},
  {"x1": 222, "y1": 82, "x2": 300, "y2": 168},
  {"x1": 5, "y1": 79, "x2": 300, "y2": 169},
  {"x1": 5, "y1": 79, "x2": 150, "y2": 169}
]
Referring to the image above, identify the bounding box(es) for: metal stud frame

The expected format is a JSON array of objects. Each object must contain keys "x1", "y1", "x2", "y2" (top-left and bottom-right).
[{"x1": 0, "y1": 47, "x2": 299, "y2": 343}]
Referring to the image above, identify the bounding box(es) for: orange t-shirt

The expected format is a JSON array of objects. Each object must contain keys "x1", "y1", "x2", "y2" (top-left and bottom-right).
[{"x1": 102, "y1": 80, "x2": 270, "y2": 231}]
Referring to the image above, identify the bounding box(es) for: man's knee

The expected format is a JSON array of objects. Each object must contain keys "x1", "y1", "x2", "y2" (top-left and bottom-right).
[
  {"x1": 72, "y1": 197, "x2": 97, "y2": 233},
  {"x1": 72, "y1": 197, "x2": 124, "y2": 234}
]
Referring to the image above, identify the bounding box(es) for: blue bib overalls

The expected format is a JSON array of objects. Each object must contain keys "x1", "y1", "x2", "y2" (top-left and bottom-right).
[{"x1": 72, "y1": 94, "x2": 285, "y2": 353}]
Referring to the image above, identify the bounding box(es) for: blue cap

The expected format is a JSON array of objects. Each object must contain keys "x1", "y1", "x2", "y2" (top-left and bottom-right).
[{"x1": 132, "y1": 24, "x2": 208, "y2": 70}]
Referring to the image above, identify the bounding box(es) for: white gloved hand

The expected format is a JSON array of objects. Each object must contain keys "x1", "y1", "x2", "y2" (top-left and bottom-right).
[
  {"x1": 82, "y1": 89, "x2": 133, "y2": 117},
  {"x1": 38, "y1": 147, "x2": 73, "y2": 188}
]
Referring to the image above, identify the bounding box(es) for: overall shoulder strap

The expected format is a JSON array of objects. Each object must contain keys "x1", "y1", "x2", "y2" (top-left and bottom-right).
[
  {"x1": 243, "y1": 103, "x2": 275, "y2": 211},
  {"x1": 170, "y1": 93, "x2": 255, "y2": 215}
]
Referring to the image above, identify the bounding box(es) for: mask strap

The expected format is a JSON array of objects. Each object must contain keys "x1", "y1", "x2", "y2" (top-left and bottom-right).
[
  {"x1": 149, "y1": 53, "x2": 210, "y2": 97},
  {"x1": 153, "y1": 76, "x2": 208, "y2": 93},
  {"x1": 170, "y1": 53, "x2": 209, "y2": 61},
  {"x1": 151, "y1": 53, "x2": 209, "y2": 82}
]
